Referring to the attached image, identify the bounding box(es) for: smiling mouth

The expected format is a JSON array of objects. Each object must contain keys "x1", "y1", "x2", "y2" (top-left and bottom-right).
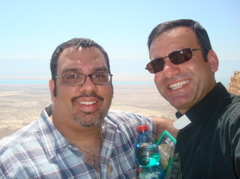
[
  {"x1": 169, "y1": 80, "x2": 189, "y2": 90},
  {"x1": 77, "y1": 101, "x2": 97, "y2": 105}
]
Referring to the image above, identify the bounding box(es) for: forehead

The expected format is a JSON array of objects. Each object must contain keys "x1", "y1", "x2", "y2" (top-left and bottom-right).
[
  {"x1": 59, "y1": 46, "x2": 105, "y2": 62},
  {"x1": 58, "y1": 47, "x2": 108, "y2": 73},
  {"x1": 149, "y1": 27, "x2": 199, "y2": 58}
]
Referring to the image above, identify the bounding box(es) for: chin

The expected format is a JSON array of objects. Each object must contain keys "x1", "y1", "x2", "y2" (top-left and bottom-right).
[{"x1": 74, "y1": 112, "x2": 103, "y2": 128}]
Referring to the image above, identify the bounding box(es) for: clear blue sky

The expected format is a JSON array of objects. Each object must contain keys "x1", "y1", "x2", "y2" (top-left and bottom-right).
[{"x1": 0, "y1": 0, "x2": 239, "y2": 84}]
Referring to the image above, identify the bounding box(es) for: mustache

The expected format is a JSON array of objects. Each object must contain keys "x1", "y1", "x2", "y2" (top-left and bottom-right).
[{"x1": 72, "y1": 93, "x2": 104, "y2": 101}]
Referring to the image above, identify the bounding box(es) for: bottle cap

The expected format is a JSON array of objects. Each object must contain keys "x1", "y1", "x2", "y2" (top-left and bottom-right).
[{"x1": 137, "y1": 125, "x2": 148, "y2": 132}]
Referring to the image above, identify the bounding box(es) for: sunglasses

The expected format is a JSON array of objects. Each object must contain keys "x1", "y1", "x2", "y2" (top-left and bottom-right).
[{"x1": 145, "y1": 48, "x2": 204, "y2": 74}]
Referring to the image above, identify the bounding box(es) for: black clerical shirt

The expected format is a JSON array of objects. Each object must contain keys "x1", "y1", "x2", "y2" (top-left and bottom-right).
[{"x1": 167, "y1": 83, "x2": 240, "y2": 179}]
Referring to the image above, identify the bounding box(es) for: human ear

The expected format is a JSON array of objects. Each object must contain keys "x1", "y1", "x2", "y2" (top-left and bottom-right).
[
  {"x1": 207, "y1": 50, "x2": 219, "y2": 72},
  {"x1": 49, "y1": 79, "x2": 56, "y2": 102}
]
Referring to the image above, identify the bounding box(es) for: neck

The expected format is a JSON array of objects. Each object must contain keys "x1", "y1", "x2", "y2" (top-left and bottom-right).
[
  {"x1": 51, "y1": 114, "x2": 103, "y2": 144},
  {"x1": 50, "y1": 115, "x2": 104, "y2": 171},
  {"x1": 66, "y1": 126, "x2": 103, "y2": 147}
]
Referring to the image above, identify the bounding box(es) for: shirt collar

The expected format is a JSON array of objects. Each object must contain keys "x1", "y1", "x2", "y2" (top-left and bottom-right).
[{"x1": 37, "y1": 104, "x2": 70, "y2": 159}]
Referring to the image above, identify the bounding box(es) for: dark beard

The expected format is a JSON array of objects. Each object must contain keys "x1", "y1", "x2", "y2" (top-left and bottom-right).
[{"x1": 73, "y1": 112, "x2": 103, "y2": 127}]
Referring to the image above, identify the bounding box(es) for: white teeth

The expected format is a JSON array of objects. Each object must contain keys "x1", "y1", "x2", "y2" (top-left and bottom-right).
[
  {"x1": 78, "y1": 101, "x2": 96, "y2": 105},
  {"x1": 169, "y1": 80, "x2": 189, "y2": 90}
]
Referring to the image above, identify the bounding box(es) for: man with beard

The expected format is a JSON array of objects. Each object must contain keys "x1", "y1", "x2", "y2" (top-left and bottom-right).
[{"x1": 0, "y1": 38, "x2": 176, "y2": 178}]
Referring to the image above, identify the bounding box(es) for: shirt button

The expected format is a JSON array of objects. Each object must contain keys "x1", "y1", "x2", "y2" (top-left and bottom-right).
[{"x1": 108, "y1": 165, "x2": 113, "y2": 173}]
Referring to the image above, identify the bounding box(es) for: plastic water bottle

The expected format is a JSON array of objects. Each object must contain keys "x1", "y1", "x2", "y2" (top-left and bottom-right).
[{"x1": 135, "y1": 125, "x2": 164, "y2": 179}]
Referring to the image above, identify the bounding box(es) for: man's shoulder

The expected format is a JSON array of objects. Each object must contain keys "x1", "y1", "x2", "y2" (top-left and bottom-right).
[
  {"x1": 225, "y1": 94, "x2": 240, "y2": 122},
  {"x1": 222, "y1": 93, "x2": 240, "y2": 116},
  {"x1": 230, "y1": 93, "x2": 240, "y2": 106},
  {"x1": 0, "y1": 120, "x2": 40, "y2": 155},
  {"x1": 105, "y1": 110, "x2": 155, "y2": 131},
  {"x1": 216, "y1": 93, "x2": 240, "y2": 135},
  {"x1": 107, "y1": 110, "x2": 144, "y2": 116},
  {"x1": 106, "y1": 110, "x2": 150, "y2": 122}
]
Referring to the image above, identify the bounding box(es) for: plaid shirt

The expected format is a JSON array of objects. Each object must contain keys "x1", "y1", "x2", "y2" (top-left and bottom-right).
[{"x1": 0, "y1": 104, "x2": 155, "y2": 179}]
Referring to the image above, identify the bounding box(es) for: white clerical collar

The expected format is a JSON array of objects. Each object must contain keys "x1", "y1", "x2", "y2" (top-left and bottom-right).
[{"x1": 173, "y1": 115, "x2": 191, "y2": 130}]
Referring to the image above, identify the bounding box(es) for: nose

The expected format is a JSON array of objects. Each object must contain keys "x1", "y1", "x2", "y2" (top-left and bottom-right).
[
  {"x1": 162, "y1": 59, "x2": 181, "y2": 78},
  {"x1": 81, "y1": 76, "x2": 97, "y2": 93}
]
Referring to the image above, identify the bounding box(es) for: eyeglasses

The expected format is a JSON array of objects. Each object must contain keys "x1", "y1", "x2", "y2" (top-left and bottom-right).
[
  {"x1": 145, "y1": 48, "x2": 204, "y2": 74},
  {"x1": 55, "y1": 72, "x2": 113, "y2": 86}
]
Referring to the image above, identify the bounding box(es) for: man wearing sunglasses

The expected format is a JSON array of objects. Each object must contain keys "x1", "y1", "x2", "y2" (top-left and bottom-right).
[{"x1": 146, "y1": 19, "x2": 240, "y2": 178}]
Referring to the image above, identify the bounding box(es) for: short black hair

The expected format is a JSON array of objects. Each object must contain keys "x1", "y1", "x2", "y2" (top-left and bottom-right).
[
  {"x1": 148, "y1": 19, "x2": 212, "y2": 61},
  {"x1": 50, "y1": 38, "x2": 111, "y2": 80}
]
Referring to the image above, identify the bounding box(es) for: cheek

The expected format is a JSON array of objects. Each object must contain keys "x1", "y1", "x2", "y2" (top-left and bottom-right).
[
  {"x1": 189, "y1": 61, "x2": 211, "y2": 80},
  {"x1": 154, "y1": 75, "x2": 163, "y2": 94},
  {"x1": 55, "y1": 84, "x2": 75, "y2": 101},
  {"x1": 154, "y1": 74, "x2": 162, "y2": 88},
  {"x1": 106, "y1": 86, "x2": 114, "y2": 99},
  {"x1": 103, "y1": 86, "x2": 114, "y2": 104}
]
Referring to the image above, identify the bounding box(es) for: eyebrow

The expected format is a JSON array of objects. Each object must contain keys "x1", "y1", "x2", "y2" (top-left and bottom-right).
[{"x1": 61, "y1": 67, "x2": 109, "y2": 74}]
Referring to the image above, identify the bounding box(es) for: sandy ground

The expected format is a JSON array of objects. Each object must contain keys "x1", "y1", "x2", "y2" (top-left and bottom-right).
[{"x1": 0, "y1": 84, "x2": 176, "y2": 139}]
